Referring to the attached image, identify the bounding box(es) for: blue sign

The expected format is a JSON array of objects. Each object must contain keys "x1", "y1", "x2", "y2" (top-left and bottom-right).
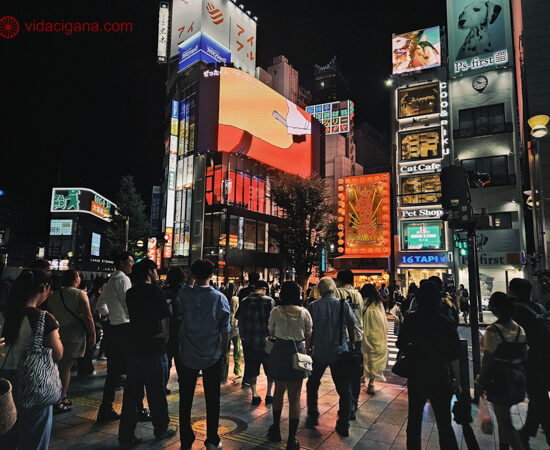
[
  {"x1": 178, "y1": 32, "x2": 231, "y2": 73},
  {"x1": 321, "y1": 249, "x2": 326, "y2": 272},
  {"x1": 401, "y1": 253, "x2": 448, "y2": 265},
  {"x1": 171, "y1": 100, "x2": 178, "y2": 119}
]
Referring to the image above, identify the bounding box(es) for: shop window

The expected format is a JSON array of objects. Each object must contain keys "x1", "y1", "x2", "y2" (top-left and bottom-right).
[
  {"x1": 213, "y1": 166, "x2": 222, "y2": 204},
  {"x1": 244, "y1": 219, "x2": 256, "y2": 250},
  {"x1": 400, "y1": 128, "x2": 441, "y2": 161},
  {"x1": 258, "y1": 180, "x2": 265, "y2": 214},
  {"x1": 229, "y1": 215, "x2": 239, "y2": 249},
  {"x1": 461, "y1": 155, "x2": 511, "y2": 186},
  {"x1": 203, "y1": 213, "x2": 213, "y2": 246},
  {"x1": 205, "y1": 167, "x2": 213, "y2": 205},
  {"x1": 257, "y1": 221, "x2": 266, "y2": 252},
  {"x1": 212, "y1": 213, "x2": 223, "y2": 248},
  {"x1": 269, "y1": 223, "x2": 280, "y2": 254},
  {"x1": 490, "y1": 212, "x2": 512, "y2": 229},
  {"x1": 458, "y1": 104, "x2": 506, "y2": 137},
  {"x1": 243, "y1": 174, "x2": 251, "y2": 209},
  {"x1": 401, "y1": 174, "x2": 441, "y2": 206},
  {"x1": 398, "y1": 83, "x2": 439, "y2": 119}
]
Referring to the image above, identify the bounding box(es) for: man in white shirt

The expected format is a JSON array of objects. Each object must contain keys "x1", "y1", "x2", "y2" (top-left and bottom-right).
[{"x1": 96, "y1": 252, "x2": 138, "y2": 422}]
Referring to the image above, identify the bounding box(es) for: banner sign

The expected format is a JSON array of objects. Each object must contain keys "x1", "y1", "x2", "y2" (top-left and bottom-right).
[{"x1": 51, "y1": 188, "x2": 116, "y2": 222}]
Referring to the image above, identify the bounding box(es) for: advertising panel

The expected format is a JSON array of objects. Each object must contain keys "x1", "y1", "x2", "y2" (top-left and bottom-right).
[
  {"x1": 50, "y1": 188, "x2": 116, "y2": 222},
  {"x1": 398, "y1": 83, "x2": 440, "y2": 119},
  {"x1": 164, "y1": 227, "x2": 173, "y2": 258},
  {"x1": 338, "y1": 174, "x2": 391, "y2": 257},
  {"x1": 178, "y1": 32, "x2": 231, "y2": 73},
  {"x1": 217, "y1": 67, "x2": 314, "y2": 177},
  {"x1": 399, "y1": 128, "x2": 441, "y2": 161},
  {"x1": 305, "y1": 100, "x2": 354, "y2": 135},
  {"x1": 447, "y1": 0, "x2": 512, "y2": 75},
  {"x1": 401, "y1": 174, "x2": 441, "y2": 206},
  {"x1": 170, "y1": 0, "x2": 257, "y2": 75},
  {"x1": 147, "y1": 237, "x2": 158, "y2": 264},
  {"x1": 50, "y1": 219, "x2": 73, "y2": 236},
  {"x1": 392, "y1": 26, "x2": 441, "y2": 75},
  {"x1": 157, "y1": 2, "x2": 169, "y2": 62},
  {"x1": 401, "y1": 252, "x2": 448, "y2": 265},
  {"x1": 402, "y1": 221, "x2": 444, "y2": 250},
  {"x1": 91, "y1": 232, "x2": 101, "y2": 257}
]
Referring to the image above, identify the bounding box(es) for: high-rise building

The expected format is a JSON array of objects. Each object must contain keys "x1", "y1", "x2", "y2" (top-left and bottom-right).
[
  {"x1": 312, "y1": 56, "x2": 350, "y2": 104},
  {"x1": 265, "y1": 55, "x2": 311, "y2": 109}
]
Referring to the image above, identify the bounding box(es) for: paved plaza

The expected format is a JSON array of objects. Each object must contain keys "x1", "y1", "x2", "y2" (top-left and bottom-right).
[{"x1": 49, "y1": 323, "x2": 548, "y2": 450}]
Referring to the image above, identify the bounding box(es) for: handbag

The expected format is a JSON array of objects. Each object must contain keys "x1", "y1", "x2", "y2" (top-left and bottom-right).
[
  {"x1": 335, "y1": 298, "x2": 363, "y2": 380},
  {"x1": 292, "y1": 339, "x2": 312, "y2": 373},
  {"x1": 18, "y1": 310, "x2": 62, "y2": 408},
  {"x1": 391, "y1": 348, "x2": 411, "y2": 378},
  {"x1": 0, "y1": 344, "x2": 17, "y2": 436}
]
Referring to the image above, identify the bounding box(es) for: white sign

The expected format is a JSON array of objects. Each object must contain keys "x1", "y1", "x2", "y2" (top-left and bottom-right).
[
  {"x1": 170, "y1": 135, "x2": 178, "y2": 155},
  {"x1": 166, "y1": 190, "x2": 176, "y2": 228},
  {"x1": 157, "y1": 2, "x2": 169, "y2": 62},
  {"x1": 401, "y1": 208, "x2": 444, "y2": 218},
  {"x1": 400, "y1": 162, "x2": 441, "y2": 174},
  {"x1": 440, "y1": 81, "x2": 450, "y2": 156}
]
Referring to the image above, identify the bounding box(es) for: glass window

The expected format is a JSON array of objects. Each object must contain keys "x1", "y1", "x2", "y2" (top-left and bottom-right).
[
  {"x1": 251, "y1": 178, "x2": 258, "y2": 212},
  {"x1": 461, "y1": 156, "x2": 510, "y2": 186},
  {"x1": 213, "y1": 166, "x2": 222, "y2": 204},
  {"x1": 228, "y1": 170, "x2": 236, "y2": 204},
  {"x1": 269, "y1": 223, "x2": 280, "y2": 254},
  {"x1": 229, "y1": 215, "x2": 239, "y2": 248},
  {"x1": 236, "y1": 173, "x2": 243, "y2": 206},
  {"x1": 401, "y1": 174, "x2": 441, "y2": 206},
  {"x1": 244, "y1": 219, "x2": 256, "y2": 251},
  {"x1": 398, "y1": 83, "x2": 439, "y2": 118},
  {"x1": 491, "y1": 212, "x2": 512, "y2": 229},
  {"x1": 258, "y1": 180, "x2": 265, "y2": 214},
  {"x1": 400, "y1": 128, "x2": 441, "y2": 161},
  {"x1": 205, "y1": 167, "x2": 213, "y2": 206},
  {"x1": 257, "y1": 221, "x2": 266, "y2": 252},
  {"x1": 243, "y1": 174, "x2": 251, "y2": 210},
  {"x1": 459, "y1": 104, "x2": 505, "y2": 137},
  {"x1": 212, "y1": 213, "x2": 222, "y2": 248},
  {"x1": 203, "y1": 214, "x2": 213, "y2": 247}
]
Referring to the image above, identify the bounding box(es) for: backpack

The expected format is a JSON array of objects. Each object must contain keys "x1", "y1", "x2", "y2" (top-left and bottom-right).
[{"x1": 516, "y1": 302, "x2": 550, "y2": 370}]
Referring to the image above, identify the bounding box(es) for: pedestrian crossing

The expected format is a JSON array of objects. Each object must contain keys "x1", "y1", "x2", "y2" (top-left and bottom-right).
[{"x1": 386, "y1": 319, "x2": 399, "y2": 369}]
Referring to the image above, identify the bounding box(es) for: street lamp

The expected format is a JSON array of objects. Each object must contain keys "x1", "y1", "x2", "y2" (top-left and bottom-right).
[{"x1": 527, "y1": 114, "x2": 550, "y2": 271}]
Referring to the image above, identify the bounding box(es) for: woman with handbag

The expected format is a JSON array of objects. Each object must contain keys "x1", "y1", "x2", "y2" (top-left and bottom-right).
[
  {"x1": 360, "y1": 284, "x2": 388, "y2": 395},
  {"x1": 478, "y1": 292, "x2": 528, "y2": 450},
  {"x1": 0, "y1": 269, "x2": 63, "y2": 450},
  {"x1": 266, "y1": 281, "x2": 313, "y2": 450},
  {"x1": 47, "y1": 269, "x2": 95, "y2": 413}
]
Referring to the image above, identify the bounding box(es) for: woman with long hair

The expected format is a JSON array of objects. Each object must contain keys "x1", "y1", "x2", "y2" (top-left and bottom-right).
[
  {"x1": 0, "y1": 269, "x2": 63, "y2": 449},
  {"x1": 46, "y1": 269, "x2": 95, "y2": 413},
  {"x1": 221, "y1": 282, "x2": 243, "y2": 383},
  {"x1": 360, "y1": 283, "x2": 388, "y2": 394},
  {"x1": 397, "y1": 281, "x2": 461, "y2": 450},
  {"x1": 479, "y1": 292, "x2": 528, "y2": 449},
  {"x1": 267, "y1": 281, "x2": 313, "y2": 450}
]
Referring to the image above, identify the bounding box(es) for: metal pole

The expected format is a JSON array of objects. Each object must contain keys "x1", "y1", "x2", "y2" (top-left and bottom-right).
[
  {"x1": 125, "y1": 216, "x2": 129, "y2": 252},
  {"x1": 467, "y1": 227, "x2": 481, "y2": 378}
]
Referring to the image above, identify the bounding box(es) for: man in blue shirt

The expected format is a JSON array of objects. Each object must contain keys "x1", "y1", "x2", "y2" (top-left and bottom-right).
[
  {"x1": 306, "y1": 277, "x2": 356, "y2": 437},
  {"x1": 177, "y1": 259, "x2": 230, "y2": 450}
]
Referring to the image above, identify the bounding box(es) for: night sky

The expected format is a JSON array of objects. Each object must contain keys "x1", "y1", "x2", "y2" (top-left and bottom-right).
[{"x1": 1, "y1": 0, "x2": 445, "y2": 241}]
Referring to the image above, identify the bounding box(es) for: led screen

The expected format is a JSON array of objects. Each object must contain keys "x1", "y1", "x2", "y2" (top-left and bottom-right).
[
  {"x1": 401, "y1": 174, "x2": 441, "y2": 206},
  {"x1": 50, "y1": 219, "x2": 73, "y2": 236},
  {"x1": 91, "y1": 232, "x2": 101, "y2": 256},
  {"x1": 398, "y1": 83, "x2": 439, "y2": 119},
  {"x1": 305, "y1": 100, "x2": 354, "y2": 135},
  {"x1": 402, "y1": 221, "x2": 444, "y2": 250},
  {"x1": 218, "y1": 67, "x2": 313, "y2": 177},
  {"x1": 400, "y1": 128, "x2": 441, "y2": 161},
  {"x1": 392, "y1": 26, "x2": 441, "y2": 74}
]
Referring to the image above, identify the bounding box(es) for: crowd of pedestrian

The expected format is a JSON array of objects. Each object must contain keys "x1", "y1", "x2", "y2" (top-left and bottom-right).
[{"x1": 1, "y1": 255, "x2": 550, "y2": 450}]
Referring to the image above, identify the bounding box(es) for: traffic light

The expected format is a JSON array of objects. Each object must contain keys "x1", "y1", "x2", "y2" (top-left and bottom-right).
[{"x1": 453, "y1": 235, "x2": 468, "y2": 257}]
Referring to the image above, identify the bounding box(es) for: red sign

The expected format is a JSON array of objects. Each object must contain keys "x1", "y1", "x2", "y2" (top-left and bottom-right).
[
  {"x1": 147, "y1": 238, "x2": 157, "y2": 263},
  {"x1": 164, "y1": 227, "x2": 173, "y2": 258}
]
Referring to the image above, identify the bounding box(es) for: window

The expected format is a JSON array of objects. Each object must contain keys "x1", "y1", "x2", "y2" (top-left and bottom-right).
[
  {"x1": 490, "y1": 212, "x2": 512, "y2": 229},
  {"x1": 401, "y1": 174, "x2": 441, "y2": 206},
  {"x1": 400, "y1": 128, "x2": 441, "y2": 161},
  {"x1": 244, "y1": 219, "x2": 256, "y2": 250},
  {"x1": 461, "y1": 156, "x2": 511, "y2": 186},
  {"x1": 458, "y1": 104, "x2": 506, "y2": 137},
  {"x1": 229, "y1": 215, "x2": 239, "y2": 248},
  {"x1": 257, "y1": 221, "x2": 266, "y2": 252},
  {"x1": 268, "y1": 223, "x2": 280, "y2": 254},
  {"x1": 398, "y1": 83, "x2": 439, "y2": 119}
]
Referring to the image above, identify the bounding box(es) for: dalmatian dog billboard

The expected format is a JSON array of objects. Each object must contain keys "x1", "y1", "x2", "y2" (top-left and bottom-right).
[{"x1": 447, "y1": 0, "x2": 512, "y2": 76}]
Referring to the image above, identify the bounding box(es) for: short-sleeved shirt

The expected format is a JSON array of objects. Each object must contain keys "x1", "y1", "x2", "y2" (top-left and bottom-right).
[
  {"x1": 308, "y1": 294, "x2": 357, "y2": 364},
  {"x1": 397, "y1": 311, "x2": 460, "y2": 384},
  {"x1": 178, "y1": 285, "x2": 231, "y2": 370},
  {"x1": 335, "y1": 286, "x2": 364, "y2": 342},
  {"x1": 236, "y1": 293, "x2": 274, "y2": 351},
  {"x1": 482, "y1": 321, "x2": 527, "y2": 357},
  {"x1": 125, "y1": 283, "x2": 171, "y2": 357},
  {"x1": 268, "y1": 306, "x2": 312, "y2": 341}
]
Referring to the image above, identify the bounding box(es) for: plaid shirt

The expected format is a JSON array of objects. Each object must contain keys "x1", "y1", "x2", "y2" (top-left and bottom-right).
[{"x1": 236, "y1": 293, "x2": 274, "y2": 351}]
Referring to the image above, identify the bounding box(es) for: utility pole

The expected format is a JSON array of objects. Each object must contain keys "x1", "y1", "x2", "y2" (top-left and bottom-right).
[{"x1": 466, "y1": 227, "x2": 481, "y2": 377}]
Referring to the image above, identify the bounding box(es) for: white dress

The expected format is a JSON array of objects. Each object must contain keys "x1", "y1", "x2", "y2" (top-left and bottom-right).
[{"x1": 362, "y1": 301, "x2": 388, "y2": 381}]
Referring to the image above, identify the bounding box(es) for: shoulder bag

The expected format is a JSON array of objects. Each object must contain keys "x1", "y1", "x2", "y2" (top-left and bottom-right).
[
  {"x1": 18, "y1": 310, "x2": 62, "y2": 408},
  {"x1": 290, "y1": 308, "x2": 313, "y2": 373},
  {"x1": 392, "y1": 320, "x2": 413, "y2": 378},
  {"x1": 0, "y1": 343, "x2": 17, "y2": 435},
  {"x1": 335, "y1": 299, "x2": 363, "y2": 380}
]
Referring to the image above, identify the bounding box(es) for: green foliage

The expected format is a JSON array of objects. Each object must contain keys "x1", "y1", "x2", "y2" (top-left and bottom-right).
[
  {"x1": 270, "y1": 173, "x2": 333, "y2": 288},
  {"x1": 105, "y1": 175, "x2": 149, "y2": 258}
]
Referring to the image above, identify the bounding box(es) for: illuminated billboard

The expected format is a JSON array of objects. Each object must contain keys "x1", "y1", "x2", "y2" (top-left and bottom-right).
[
  {"x1": 50, "y1": 188, "x2": 116, "y2": 222},
  {"x1": 178, "y1": 32, "x2": 231, "y2": 73},
  {"x1": 50, "y1": 219, "x2": 73, "y2": 236},
  {"x1": 398, "y1": 83, "x2": 440, "y2": 119},
  {"x1": 305, "y1": 100, "x2": 354, "y2": 135},
  {"x1": 170, "y1": 0, "x2": 257, "y2": 75},
  {"x1": 401, "y1": 221, "x2": 444, "y2": 250},
  {"x1": 337, "y1": 174, "x2": 391, "y2": 257},
  {"x1": 399, "y1": 128, "x2": 441, "y2": 161},
  {"x1": 447, "y1": 0, "x2": 512, "y2": 75},
  {"x1": 401, "y1": 174, "x2": 441, "y2": 206},
  {"x1": 392, "y1": 26, "x2": 441, "y2": 75},
  {"x1": 91, "y1": 232, "x2": 101, "y2": 256},
  {"x1": 217, "y1": 67, "x2": 315, "y2": 177}
]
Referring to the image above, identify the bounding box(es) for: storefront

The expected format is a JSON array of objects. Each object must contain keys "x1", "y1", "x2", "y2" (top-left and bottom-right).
[{"x1": 396, "y1": 251, "x2": 453, "y2": 293}]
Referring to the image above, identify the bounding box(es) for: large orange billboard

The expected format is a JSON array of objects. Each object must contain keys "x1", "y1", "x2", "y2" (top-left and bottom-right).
[
  {"x1": 337, "y1": 174, "x2": 391, "y2": 257},
  {"x1": 217, "y1": 67, "x2": 314, "y2": 177}
]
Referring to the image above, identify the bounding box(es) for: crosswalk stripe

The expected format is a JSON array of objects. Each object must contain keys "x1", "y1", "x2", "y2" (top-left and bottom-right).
[{"x1": 386, "y1": 319, "x2": 399, "y2": 369}]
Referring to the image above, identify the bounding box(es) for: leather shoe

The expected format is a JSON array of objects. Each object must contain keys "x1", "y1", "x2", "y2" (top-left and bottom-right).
[
  {"x1": 265, "y1": 395, "x2": 273, "y2": 405},
  {"x1": 97, "y1": 407, "x2": 121, "y2": 422},
  {"x1": 335, "y1": 422, "x2": 349, "y2": 437},
  {"x1": 136, "y1": 408, "x2": 151, "y2": 422},
  {"x1": 267, "y1": 424, "x2": 281, "y2": 442},
  {"x1": 155, "y1": 426, "x2": 177, "y2": 441},
  {"x1": 305, "y1": 415, "x2": 318, "y2": 429},
  {"x1": 251, "y1": 396, "x2": 261, "y2": 405}
]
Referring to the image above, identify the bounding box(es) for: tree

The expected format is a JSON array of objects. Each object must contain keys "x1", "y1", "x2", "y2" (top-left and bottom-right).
[
  {"x1": 105, "y1": 175, "x2": 149, "y2": 258},
  {"x1": 270, "y1": 173, "x2": 334, "y2": 292}
]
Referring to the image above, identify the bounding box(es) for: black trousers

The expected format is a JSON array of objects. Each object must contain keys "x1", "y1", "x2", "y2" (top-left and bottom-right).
[
  {"x1": 179, "y1": 358, "x2": 222, "y2": 448},
  {"x1": 348, "y1": 341, "x2": 363, "y2": 409},
  {"x1": 406, "y1": 380, "x2": 458, "y2": 450},
  {"x1": 524, "y1": 363, "x2": 550, "y2": 445}
]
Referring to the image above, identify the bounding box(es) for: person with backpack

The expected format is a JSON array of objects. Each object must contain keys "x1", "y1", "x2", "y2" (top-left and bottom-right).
[
  {"x1": 479, "y1": 292, "x2": 528, "y2": 450},
  {"x1": 509, "y1": 278, "x2": 550, "y2": 449}
]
